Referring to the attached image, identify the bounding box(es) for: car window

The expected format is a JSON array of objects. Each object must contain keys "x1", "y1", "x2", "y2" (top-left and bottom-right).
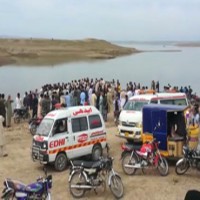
[
  {"x1": 72, "y1": 117, "x2": 88, "y2": 133},
  {"x1": 36, "y1": 118, "x2": 54, "y2": 136},
  {"x1": 173, "y1": 99, "x2": 187, "y2": 106},
  {"x1": 124, "y1": 100, "x2": 148, "y2": 111},
  {"x1": 53, "y1": 118, "x2": 68, "y2": 135},
  {"x1": 160, "y1": 99, "x2": 187, "y2": 106},
  {"x1": 89, "y1": 115, "x2": 102, "y2": 129},
  {"x1": 150, "y1": 100, "x2": 158, "y2": 104}
]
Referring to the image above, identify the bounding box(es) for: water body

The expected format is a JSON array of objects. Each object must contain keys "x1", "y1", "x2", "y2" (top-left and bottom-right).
[{"x1": 0, "y1": 42, "x2": 199, "y2": 99}]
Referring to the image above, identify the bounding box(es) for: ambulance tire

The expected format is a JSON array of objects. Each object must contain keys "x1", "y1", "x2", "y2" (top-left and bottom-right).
[
  {"x1": 92, "y1": 144, "x2": 102, "y2": 161},
  {"x1": 54, "y1": 153, "x2": 68, "y2": 171}
]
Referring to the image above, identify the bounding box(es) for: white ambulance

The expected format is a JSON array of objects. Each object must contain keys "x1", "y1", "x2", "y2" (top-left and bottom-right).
[
  {"x1": 32, "y1": 106, "x2": 107, "y2": 171},
  {"x1": 118, "y1": 92, "x2": 189, "y2": 143}
]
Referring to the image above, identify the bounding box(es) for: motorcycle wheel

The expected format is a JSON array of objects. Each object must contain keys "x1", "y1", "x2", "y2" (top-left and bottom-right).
[
  {"x1": 13, "y1": 114, "x2": 20, "y2": 124},
  {"x1": 175, "y1": 159, "x2": 190, "y2": 175},
  {"x1": 109, "y1": 174, "x2": 124, "y2": 199},
  {"x1": 69, "y1": 171, "x2": 86, "y2": 198},
  {"x1": 122, "y1": 152, "x2": 138, "y2": 175},
  {"x1": 30, "y1": 123, "x2": 37, "y2": 135},
  {"x1": 157, "y1": 156, "x2": 169, "y2": 176}
]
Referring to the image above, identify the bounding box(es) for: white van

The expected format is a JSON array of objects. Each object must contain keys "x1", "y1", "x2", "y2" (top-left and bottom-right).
[
  {"x1": 32, "y1": 106, "x2": 107, "y2": 171},
  {"x1": 117, "y1": 92, "x2": 189, "y2": 143}
]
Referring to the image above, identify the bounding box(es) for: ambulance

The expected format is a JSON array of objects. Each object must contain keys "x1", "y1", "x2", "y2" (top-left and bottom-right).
[
  {"x1": 32, "y1": 106, "x2": 107, "y2": 171},
  {"x1": 118, "y1": 92, "x2": 189, "y2": 143}
]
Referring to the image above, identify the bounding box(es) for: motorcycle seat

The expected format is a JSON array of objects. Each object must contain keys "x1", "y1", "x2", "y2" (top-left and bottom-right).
[
  {"x1": 72, "y1": 160, "x2": 102, "y2": 168},
  {"x1": 6, "y1": 179, "x2": 26, "y2": 191}
]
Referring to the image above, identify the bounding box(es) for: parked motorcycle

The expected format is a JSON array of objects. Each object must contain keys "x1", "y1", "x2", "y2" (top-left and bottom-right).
[
  {"x1": 1, "y1": 167, "x2": 52, "y2": 200},
  {"x1": 29, "y1": 117, "x2": 43, "y2": 136},
  {"x1": 121, "y1": 138, "x2": 169, "y2": 176},
  {"x1": 68, "y1": 144, "x2": 124, "y2": 199},
  {"x1": 13, "y1": 107, "x2": 31, "y2": 124},
  {"x1": 175, "y1": 145, "x2": 200, "y2": 175}
]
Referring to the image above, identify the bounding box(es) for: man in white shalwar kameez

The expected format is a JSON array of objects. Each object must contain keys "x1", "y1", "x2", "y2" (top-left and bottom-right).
[{"x1": 0, "y1": 115, "x2": 8, "y2": 157}]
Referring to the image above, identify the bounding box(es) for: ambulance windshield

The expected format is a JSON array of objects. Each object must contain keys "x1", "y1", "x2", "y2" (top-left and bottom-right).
[
  {"x1": 36, "y1": 118, "x2": 54, "y2": 136},
  {"x1": 124, "y1": 100, "x2": 149, "y2": 111}
]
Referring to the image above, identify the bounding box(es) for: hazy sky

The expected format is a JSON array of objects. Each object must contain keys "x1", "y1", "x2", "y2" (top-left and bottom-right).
[{"x1": 1, "y1": 0, "x2": 200, "y2": 41}]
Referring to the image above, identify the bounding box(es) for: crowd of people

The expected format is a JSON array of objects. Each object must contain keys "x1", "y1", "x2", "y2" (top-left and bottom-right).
[
  {"x1": 0, "y1": 78, "x2": 199, "y2": 158},
  {"x1": 0, "y1": 78, "x2": 199, "y2": 129}
]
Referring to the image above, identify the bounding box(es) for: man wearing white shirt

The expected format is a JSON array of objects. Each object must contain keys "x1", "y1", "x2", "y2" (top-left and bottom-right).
[{"x1": 15, "y1": 93, "x2": 23, "y2": 109}]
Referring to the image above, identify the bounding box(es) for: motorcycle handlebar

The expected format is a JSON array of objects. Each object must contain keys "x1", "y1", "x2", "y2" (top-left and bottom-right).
[{"x1": 146, "y1": 138, "x2": 160, "y2": 145}]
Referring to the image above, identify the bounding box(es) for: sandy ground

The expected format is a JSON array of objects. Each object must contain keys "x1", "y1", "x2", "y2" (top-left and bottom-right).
[{"x1": 0, "y1": 114, "x2": 200, "y2": 200}]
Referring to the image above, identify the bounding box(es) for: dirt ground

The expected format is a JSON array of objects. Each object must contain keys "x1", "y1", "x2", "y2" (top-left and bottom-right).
[{"x1": 0, "y1": 114, "x2": 200, "y2": 200}]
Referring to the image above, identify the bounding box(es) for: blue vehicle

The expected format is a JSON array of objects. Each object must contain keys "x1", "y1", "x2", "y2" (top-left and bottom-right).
[
  {"x1": 142, "y1": 104, "x2": 189, "y2": 158},
  {"x1": 1, "y1": 168, "x2": 52, "y2": 200}
]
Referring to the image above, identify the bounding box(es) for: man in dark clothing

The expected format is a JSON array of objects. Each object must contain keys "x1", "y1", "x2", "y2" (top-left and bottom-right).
[
  {"x1": 23, "y1": 92, "x2": 29, "y2": 109},
  {"x1": 0, "y1": 94, "x2": 6, "y2": 127},
  {"x1": 32, "y1": 94, "x2": 38, "y2": 118},
  {"x1": 41, "y1": 94, "x2": 51, "y2": 117},
  {"x1": 51, "y1": 94, "x2": 58, "y2": 110}
]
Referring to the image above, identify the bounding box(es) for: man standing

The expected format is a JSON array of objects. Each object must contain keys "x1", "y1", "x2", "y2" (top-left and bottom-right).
[
  {"x1": 0, "y1": 115, "x2": 8, "y2": 157},
  {"x1": 80, "y1": 89, "x2": 86, "y2": 106},
  {"x1": 15, "y1": 93, "x2": 23, "y2": 109},
  {"x1": 32, "y1": 93, "x2": 38, "y2": 118},
  {"x1": 0, "y1": 94, "x2": 6, "y2": 127},
  {"x1": 5, "y1": 95, "x2": 13, "y2": 127}
]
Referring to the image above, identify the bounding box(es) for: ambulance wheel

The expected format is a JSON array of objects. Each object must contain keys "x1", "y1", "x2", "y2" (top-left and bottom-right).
[
  {"x1": 92, "y1": 144, "x2": 102, "y2": 161},
  {"x1": 54, "y1": 153, "x2": 67, "y2": 171}
]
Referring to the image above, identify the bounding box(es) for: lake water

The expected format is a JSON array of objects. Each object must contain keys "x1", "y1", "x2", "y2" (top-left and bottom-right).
[{"x1": 0, "y1": 42, "x2": 199, "y2": 99}]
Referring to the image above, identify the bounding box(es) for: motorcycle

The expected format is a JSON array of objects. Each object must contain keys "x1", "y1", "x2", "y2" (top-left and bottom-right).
[
  {"x1": 1, "y1": 167, "x2": 52, "y2": 200},
  {"x1": 175, "y1": 145, "x2": 200, "y2": 175},
  {"x1": 121, "y1": 138, "x2": 169, "y2": 176},
  {"x1": 68, "y1": 144, "x2": 124, "y2": 199},
  {"x1": 13, "y1": 107, "x2": 31, "y2": 124},
  {"x1": 29, "y1": 117, "x2": 43, "y2": 136}
]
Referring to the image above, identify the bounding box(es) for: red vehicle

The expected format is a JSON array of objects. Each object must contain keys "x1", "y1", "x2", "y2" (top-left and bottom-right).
[{"x1": 121, "y1": 138, "x2": 169, "y2": 176}]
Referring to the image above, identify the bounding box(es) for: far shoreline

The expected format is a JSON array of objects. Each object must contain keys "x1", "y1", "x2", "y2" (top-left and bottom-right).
[
  {"x1": 1, "y1": 38, "x2": 200, "y2": 67},
  {"x1": 0, "y1": 38, "x2": 139, "y2": 67}
]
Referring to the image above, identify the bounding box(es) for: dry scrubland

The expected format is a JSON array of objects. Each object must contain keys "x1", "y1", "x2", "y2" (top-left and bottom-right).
[
  {"x1": 0, "y1": 38, "x2": 138, "y2": 66},
  {"x1": 0, "y1": 114, "x2": 200, "y2": 200}
]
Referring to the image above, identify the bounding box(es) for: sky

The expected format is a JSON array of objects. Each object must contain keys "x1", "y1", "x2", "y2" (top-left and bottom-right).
[{"x1": 1, "y1": 0, "x2": 200, "y2": 41}]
